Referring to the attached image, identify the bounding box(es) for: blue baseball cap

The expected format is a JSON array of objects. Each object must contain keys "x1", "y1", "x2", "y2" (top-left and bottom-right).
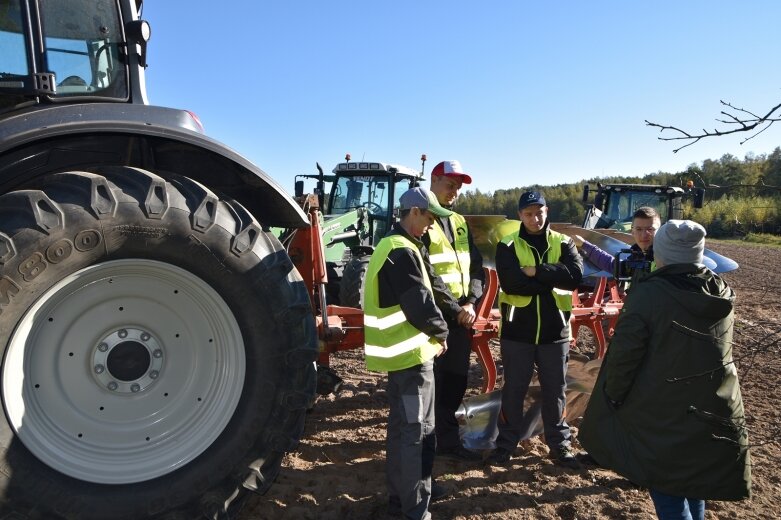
[{"x1": 518, "y1": 191, "x2": 546, "y2": 210}]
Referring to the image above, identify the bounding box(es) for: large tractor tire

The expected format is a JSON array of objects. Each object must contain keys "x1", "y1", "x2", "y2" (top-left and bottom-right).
[
  {"x1": 338, "y1": 254, "x2": 371, "y2": 309},
  {"x1": 0, "y1": 167, "x2": 318, "y2": 519}
]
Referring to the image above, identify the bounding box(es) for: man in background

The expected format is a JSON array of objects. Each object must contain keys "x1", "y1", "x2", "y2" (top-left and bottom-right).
[
  {"x1": 572, "y1": 206, "x2": 659, "y2": 276},
  {"x1": 425, "y1": 160, "x2": 485, "y2": 461}
]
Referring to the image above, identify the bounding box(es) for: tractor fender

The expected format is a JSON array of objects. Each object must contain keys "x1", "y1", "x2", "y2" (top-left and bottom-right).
[{"x1": 0, "y1": 103, "x2": 308, "y2": 228}]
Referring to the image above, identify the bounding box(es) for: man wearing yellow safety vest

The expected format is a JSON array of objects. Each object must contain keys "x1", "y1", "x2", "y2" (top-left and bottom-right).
[
  {"x1": 364, "y1": 186, "x2": 460, "y2": 520},
  {"x1": 486, "y1": 191, "x2": 584, "y2": 469},
  {"x1": 423, "y1": 160, "x2": 485, "y2": 462}
]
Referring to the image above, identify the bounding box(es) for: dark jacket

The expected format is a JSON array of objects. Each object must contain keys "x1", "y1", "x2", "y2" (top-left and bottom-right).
[
  {"x1": 581, "y1": 241, "x2": 653, "y2": 275},
  {"x1": 377, "y1": 223, "x2": 459, "y2": 342},
  {"x1": 495, "y1": 222, "x2": 583, "y2": 344},
  {"x1": 579, "y1": 263, "x2": 751, "y2": 501}
]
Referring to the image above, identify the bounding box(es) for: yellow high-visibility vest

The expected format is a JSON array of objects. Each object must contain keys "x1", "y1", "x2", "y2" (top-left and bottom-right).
[
  {"x1": 498, "y1": 229, "x2": 574, "y2": 342},
  {"x1": 427, "y1": 213, "x2": 470, "y2": 299},
  {"x1": 363, "y1": 235, "x2": 441, "y2": 372}
]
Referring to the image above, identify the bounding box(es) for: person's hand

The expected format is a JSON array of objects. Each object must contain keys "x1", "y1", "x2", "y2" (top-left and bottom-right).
[
  {"x1": 457, "y1": 303, "x2": 476, "y2": 327},
  {"x1": 572, "y1": 234, "x2": 585, "y2": 248},
  {"x1": 521, "y1": 265, "x2": 536, "y2": 277},
  {"x1": 436, "y1": 340, "x2": 448, "y2": 357}
]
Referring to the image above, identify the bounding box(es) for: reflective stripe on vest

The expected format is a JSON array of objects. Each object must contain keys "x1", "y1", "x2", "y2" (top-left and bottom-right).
[
  {"x1": 427, "y1": 213, "x2": 470, "y2": 299},
  {"x1": 363, "y1": 234, "x2": 441, "y2": 372},
  {"x1": 498, "y1": 229, "x2": 574, "y2": 312}
]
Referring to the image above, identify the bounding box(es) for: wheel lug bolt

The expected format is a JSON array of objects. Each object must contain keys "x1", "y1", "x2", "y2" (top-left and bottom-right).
[
  {"x1": 98, "y1": 343, "x2": 108, "y2": 352},
  {"x1": 130, "y1": 383, "x2": 141, "y2": 393},
  {"x1": 107, "y1": 381, "x2": 118, "y2": 391},
  {"x1": 94, "y1": 364, "x2": 105, "y2": 374},
  {"x1": 153, "y1": 349, "x2": 163, "y2": 359},
  {"x1": 149, "y1": 370, "x2": 159, "y2": 379},
  {"x1": 118, "y1": 329, "x2": 128, "y2": 338},
  {"x1": 140, "y1": 332, "x2": 151, "y2": 341}
]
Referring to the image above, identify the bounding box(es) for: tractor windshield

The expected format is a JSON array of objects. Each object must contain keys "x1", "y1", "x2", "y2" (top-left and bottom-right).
[
  {"x1": 600, "y1": 190, "x2": 670, "y2": 230},
  {"x1": 330, "y1": 174, "x2": 391, "y2": 216},
  {"x1": 0, "y1": 0, "x2": 29, "y2": 110},
  {"x1": 39, "y1": 0, "x2": 127, "y2": 98},
  {"x1": 0, "y1": 0, "x2": 127, "y2": 110}
]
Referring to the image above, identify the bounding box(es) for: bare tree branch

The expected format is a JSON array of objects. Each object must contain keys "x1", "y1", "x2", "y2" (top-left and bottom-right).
[{"x1": 646, "y1": 100, "x2": 781, "y2": 153}]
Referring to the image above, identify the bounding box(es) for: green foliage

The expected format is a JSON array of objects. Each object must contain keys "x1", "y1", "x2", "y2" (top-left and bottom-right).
[
  {"x1": 742, "y1": 233, "x2": 781, "y2": 247},
  {"x1": 456, "y1": 146, "x2": 781, "y2": 235}
]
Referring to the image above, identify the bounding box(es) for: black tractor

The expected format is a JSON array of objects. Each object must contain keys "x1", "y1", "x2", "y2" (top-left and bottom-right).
[{"x1": 0, "y1": 1, "x2": 317, "y2": 518}]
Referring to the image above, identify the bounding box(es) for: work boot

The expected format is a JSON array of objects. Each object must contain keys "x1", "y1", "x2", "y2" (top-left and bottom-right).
[
  {"x1": 485, "y1": 447, "x2": 512, "y2": 465},
  {"x1": 436, "y1": 445, "x2": 482, "y2": 462},
  {"x1": 551, "y1": 446, "x2": 581, "y2": 470},
  {"x1": 387, "y1": 482, "x2": 447, "y2": 515}
]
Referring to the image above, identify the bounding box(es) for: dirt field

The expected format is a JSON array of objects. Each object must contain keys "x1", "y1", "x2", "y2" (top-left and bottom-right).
[{"x1": 240, "y1": 240, "x2": 781, "y2": 520}]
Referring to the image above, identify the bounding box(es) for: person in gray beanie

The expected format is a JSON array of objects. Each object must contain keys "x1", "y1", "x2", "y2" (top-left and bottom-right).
[
  {"x1": 579, "y1": 217, "x2": 750, "y2": 519},
  {"x1": 653, "y1": 219, "x2": 706, "y2": 267}
]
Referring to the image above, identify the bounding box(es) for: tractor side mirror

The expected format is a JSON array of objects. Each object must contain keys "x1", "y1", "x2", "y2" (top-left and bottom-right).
[
  {"x1": 294, "y1": 180, "x2": 304, "y2": 197},
  {"x1": 693, "y1": 188, "x2": 705, "y2": 209},
  {"x1": 582, "y1": 185, "x2": 589, "y2": 203},
  {"x1": 125, "y1": 20, "x2": 151, "y2": 68}
]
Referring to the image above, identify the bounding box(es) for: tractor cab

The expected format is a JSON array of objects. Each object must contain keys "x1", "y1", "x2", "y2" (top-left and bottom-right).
[
  {"x1": 582, "y1": 182, "x2": 705, "y2": 231},
  {"x1": 328, "y1": 161, "x2": 421, "y2": 244},
  {"x1": 294, "y1": 159, "x2": 423, "y2": 263},
  {"x1": 0, "y1": 0, "x2": 150, "y2": 112},
  {"x1": 291, "y1": 158, "x2": 423, "y2": 307}
]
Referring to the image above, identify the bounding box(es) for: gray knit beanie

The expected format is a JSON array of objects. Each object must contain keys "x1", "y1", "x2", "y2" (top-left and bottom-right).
[{"x1": 653, "y1": 219, "x2": 706, "y2": 266}]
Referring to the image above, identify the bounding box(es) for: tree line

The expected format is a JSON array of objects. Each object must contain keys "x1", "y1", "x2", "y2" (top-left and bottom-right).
[{"x1": 456, "y1": 147, "x2": 781, "y2": 237}]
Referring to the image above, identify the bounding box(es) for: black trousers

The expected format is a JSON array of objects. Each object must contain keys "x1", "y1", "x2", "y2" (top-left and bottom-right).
[
  {"x1": 433, "y1": 324, "x2": 472, "y2": 450},
  {"x1": 495, "y1": 338, "x2": 571, "y2": 452}
]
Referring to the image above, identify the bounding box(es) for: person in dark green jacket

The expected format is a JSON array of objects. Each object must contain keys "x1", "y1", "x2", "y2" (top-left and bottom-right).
[{"x1": 579, "y1": 219, "x2": 750, "y2": 520}]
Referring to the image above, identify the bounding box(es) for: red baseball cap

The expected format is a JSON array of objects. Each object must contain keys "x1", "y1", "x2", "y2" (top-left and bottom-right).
[{"x1": 431, "y1": 160, "x2": 472, "y2": 184}]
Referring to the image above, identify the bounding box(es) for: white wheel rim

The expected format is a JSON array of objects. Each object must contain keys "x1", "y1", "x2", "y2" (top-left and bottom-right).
[{"x1": 2, "y1": 259, "x2": 246, "y2": 484}]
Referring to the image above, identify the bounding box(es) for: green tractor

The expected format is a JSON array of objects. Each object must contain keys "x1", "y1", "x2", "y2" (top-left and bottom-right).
[{"x1": 288, "y1": 156, "x2": 424, "y2": 307}]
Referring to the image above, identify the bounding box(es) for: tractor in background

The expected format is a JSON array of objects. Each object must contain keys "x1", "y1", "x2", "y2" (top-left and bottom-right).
[
  {"x1": 581, "y1": 181, "x2": 705, "y2": 232},
  {"x1": 283, "y1": 155, "x2": 424, "y2": 308},
  {"x1": 565, "y1": 181, "x2": 736, "y2": 276}
]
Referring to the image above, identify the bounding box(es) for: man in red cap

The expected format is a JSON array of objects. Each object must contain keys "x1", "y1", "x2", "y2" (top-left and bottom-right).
[{"x1": 424, "y1": 160, "x2": 485, "y2": 461}]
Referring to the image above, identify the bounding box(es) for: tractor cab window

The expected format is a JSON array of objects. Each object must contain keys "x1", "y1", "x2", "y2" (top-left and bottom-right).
[
  {"x1": 0, "y1": 0, "x2": 29, "y2": 110},
  {"x1": 329, "y1": 174, "x2": 390, "y2": 216},
  {"x1": 40, "y1": 0, "x2": 127, "y2": 99},
  {"x1": 392, "y1": 178, "x2": 416, "y2": 213},
  {"x1": 601, "y1": 190, "x2": 669, "y2": 230},
  {"x1": 0, "y1": 0, "x2": 127, "y2": 107}
]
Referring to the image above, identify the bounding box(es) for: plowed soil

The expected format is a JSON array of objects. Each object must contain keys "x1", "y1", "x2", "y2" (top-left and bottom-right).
[{"x1": 240, "y1": 240, "x2": 781, "y2": 520}]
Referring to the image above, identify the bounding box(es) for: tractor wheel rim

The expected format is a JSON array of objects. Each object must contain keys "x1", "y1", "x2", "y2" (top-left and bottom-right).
[{"x1": 2, "y1": 259, "x2": 246, "y2": 484}]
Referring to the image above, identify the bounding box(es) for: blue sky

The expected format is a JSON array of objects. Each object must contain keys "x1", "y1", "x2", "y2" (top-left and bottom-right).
[{"x1": 142, "y1": 1, "x2": 781, "y2": 193}]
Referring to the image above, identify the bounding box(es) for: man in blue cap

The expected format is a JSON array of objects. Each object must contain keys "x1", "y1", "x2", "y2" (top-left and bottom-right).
[{"x1": 487, "y1": 190, "x2": 583, "y2": 468}]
